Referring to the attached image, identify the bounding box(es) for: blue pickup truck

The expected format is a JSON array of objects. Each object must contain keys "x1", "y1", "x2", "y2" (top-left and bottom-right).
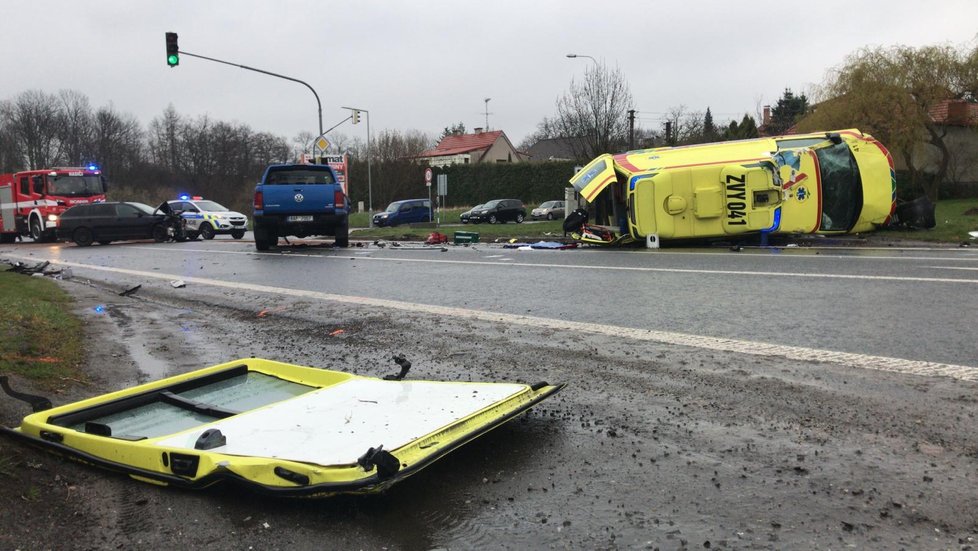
[{"x1": 252, "y1": 163, "x2": 350, "y2": 251}]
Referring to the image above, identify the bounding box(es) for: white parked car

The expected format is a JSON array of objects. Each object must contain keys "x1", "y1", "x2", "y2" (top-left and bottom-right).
[{"x1": 168, "y1": 196, "x2": 248, "y2": 240}]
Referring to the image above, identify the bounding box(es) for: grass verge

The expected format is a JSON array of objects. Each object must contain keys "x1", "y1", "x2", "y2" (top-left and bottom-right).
[
  {"x1": 0, "y1": 268, "x2": 85, "y2": 386},
  {"x1": 895, "y1": 197, "x2": 978, "y2": 243}
]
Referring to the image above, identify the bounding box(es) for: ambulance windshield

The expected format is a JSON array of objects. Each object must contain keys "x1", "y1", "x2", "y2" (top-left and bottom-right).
[{"x1": 815, "y1": 142, "x2": 862, "y2": 231}]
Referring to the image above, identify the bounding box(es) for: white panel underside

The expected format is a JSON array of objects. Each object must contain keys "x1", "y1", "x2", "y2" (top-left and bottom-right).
[{"x1": 152, "y1": 379, "x2": 526, "y2": 465}]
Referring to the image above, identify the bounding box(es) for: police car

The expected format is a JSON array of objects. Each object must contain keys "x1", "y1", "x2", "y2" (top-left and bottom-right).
[{"x1": 167, "y1": 196, "x2": 248, "y2": 240}]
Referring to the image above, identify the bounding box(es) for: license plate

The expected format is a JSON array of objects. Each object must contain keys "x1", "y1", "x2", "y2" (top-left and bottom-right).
[{"x1": 286, "y1": 215, "x2": 314, "y2": 222}]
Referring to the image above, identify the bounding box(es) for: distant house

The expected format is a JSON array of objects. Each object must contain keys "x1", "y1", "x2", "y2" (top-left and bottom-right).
[
  {"x1": 417, "y1": 129, "x2": 528, "y2": 168},
  {"x1": 524, "y1": 137, "x2": 589, "y2": 163},
  {"x1": 914, "y1": 99, "x2": 978, "y2": 190}
]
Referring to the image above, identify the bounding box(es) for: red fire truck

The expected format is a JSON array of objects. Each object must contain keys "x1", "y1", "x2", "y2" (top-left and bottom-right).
[{"x1": 0, "y1": 166, "x2": 107, "y2": 243}]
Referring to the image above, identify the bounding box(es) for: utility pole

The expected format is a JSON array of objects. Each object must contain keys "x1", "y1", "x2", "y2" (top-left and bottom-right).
[
  {"x1": 342, "y1": 107, "x2": 373, "y2": 223},
  {"x1": 627, "y1": 109, "x2": 635, "y2": 150},
  {"x1": 665, "y1": 121, "x2": 673, "y2": 146},
  {"x1": 484, "y1": 98, "x2": 492, "y2": 130}
]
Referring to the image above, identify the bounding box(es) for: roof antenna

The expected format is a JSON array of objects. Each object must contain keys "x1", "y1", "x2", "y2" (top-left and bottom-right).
[{"x1": 483, "y1": 98, "x2": 492, "y2": 131}]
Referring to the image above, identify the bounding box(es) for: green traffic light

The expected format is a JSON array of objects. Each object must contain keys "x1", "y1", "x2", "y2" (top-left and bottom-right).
[{"x1": 167, "y1": 54, "x2": 179, "y2": 67}]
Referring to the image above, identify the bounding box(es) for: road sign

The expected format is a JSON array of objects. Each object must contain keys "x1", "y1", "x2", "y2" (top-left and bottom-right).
[
  {"x1": 437, "y1": 174, "x2": 447, "y2": 196},
  {"x1": 315, "y1": 136, "x2": 330, "y2": 153},
  {"x1": 424, "y1": 167, "x2": 433, "y2": 187}
]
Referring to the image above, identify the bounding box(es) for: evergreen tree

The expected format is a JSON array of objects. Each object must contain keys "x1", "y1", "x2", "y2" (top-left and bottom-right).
[
  {"x1": 703, "y1": 107, "x2": 717, "y2": 141},
  {"x1": 769, "y1": 88, "x2": 809, "y2": 135},
  {"x1": 439, "y1": 122, "x2": 466, "y2": 141}
]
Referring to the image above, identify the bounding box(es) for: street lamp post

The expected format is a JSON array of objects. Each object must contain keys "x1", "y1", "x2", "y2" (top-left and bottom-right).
[
  {"x1": 341, "y1": 106, "x2": 373, "y2": 225},
  {"x1": 565, "y1": 53, "x2": 598, "y2": 66}
]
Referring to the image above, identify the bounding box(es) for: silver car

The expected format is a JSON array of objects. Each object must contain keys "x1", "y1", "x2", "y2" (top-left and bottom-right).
[{"x1": 530, "y1": 200, "x2": 565, "y2": 220}]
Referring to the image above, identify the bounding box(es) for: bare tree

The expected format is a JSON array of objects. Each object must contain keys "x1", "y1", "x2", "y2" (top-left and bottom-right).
[
  {"x1": 664, "y1": 105, "x2": 705, "y2": 145},
  {"x1": 56, "y1": 89, "x2": 94, "y2": 166},
  {"x1": 91, "y1": 104, "x2": 143, "y2": 180},
  {"x1": 0, "y1": 99, "x2": 24, "y2": 171},
  {"x1": 6, "y1": 90, "x2": 61, "y2": 168},
  {"x1": 547, "y1": 62, "x2": 634, "y2": 158},
  {"x1": 147, "y1": 105, "x2": 182, "y2": 171}
]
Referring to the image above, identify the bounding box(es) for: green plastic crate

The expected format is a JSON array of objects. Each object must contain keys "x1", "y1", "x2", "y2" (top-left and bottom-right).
[{"x1": 453, "y1": 231, "x2": 480, "y2": 244}]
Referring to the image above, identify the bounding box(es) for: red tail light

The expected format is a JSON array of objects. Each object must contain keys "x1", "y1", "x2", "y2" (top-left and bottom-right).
[
  {"x1": 334, "y1": 190, "x2": 345, "y2": 209},
  {"x1": 253, "y1": 190, "x2": 263, "y2": 210}
]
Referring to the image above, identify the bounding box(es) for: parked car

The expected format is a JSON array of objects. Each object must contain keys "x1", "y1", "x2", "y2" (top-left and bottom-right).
[
  {"x1": 467, "y1": 199, "x2": 526, "y2": 224},
  {"x1": 57, "y1": 201, "x2": 168, "y2": 246},
  {"x1": 531, "y1": 200, "x2": 566, "y2": 220},
  {"x1": 459, "y1": 204, "x2": 484, "y2": 224},
  {"x1": 372, "y1": 198, "x2": 432, "y2": 227},
  {"x1": 168, "y1": 196, "x2": 248, "y2": 240},
  {"x1": 569, "y1": 129, "x2": 897, "y2": 243}
]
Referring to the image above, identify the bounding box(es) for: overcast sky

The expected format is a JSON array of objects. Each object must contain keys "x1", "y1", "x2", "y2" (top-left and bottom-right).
[{"x1": 3, "y1": 0, "x2": 977, "y2": 148}]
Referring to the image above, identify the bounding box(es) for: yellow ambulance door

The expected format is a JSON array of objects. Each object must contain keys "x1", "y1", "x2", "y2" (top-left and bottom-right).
[
  {"x1": 718, "y1": 164, "x2": 782, "y2": 234},
  {"x1": 570, "y1": 155, "x2": 619, "y2": 205}
]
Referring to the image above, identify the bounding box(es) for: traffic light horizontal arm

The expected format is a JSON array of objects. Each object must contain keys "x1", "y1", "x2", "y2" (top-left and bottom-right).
[{"x1": 177, "y1": 50, "x2": 323, "y2": 136}]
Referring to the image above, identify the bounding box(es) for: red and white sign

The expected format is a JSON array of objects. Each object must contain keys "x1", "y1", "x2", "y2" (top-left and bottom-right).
[{"x1": 424, "y1": 167, "x2": 433, "y2": 187}]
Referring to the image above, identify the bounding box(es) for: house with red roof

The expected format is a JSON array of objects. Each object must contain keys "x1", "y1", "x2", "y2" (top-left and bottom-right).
[{"x1": 417, "y1": 128, "x2": 528, "y2": 168}]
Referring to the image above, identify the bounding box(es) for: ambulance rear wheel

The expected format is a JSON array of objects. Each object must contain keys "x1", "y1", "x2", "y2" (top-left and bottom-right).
[
  {"x1": 199, "y1": 223, "x2": 216, "y2": 240},
  {"x1": 73, "y1": 227, "x2": 94, "y2": 247}
]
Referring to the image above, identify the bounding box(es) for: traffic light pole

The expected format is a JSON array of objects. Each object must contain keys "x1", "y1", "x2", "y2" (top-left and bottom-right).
[{"x1": 178, "y1": 50, "x2": 323, "y2": 136}]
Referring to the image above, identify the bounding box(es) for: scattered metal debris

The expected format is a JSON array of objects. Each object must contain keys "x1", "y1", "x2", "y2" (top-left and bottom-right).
[
  {"x1": 383, "y1": 354, "x2": 412, "y2": 381},
  {"x1": 170, "y1": 280, "x2": 186, "y2": 288},
  {"x1": 119, "y1": 284, "x2": 142, "y2": 297}
]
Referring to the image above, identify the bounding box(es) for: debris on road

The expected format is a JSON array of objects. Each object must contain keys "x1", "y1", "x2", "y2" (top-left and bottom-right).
[
  {"x1": 170, "y1": 280, "x2": 186, "y2": 288},
  {"x1": 0, "y1": 357, "x2": 564, "y2": 498},
  {"x1": 118, "y1": 284, "x2": 142, "y2": 297}
]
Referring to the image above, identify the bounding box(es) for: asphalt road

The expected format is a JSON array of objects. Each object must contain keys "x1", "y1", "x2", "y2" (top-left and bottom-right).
[
  {"x1": 2, "y1": 235, "x2": 978, "y2": 549},
  {"x1": 4, "y1": 234, "x2": 977, "y2": 367}
]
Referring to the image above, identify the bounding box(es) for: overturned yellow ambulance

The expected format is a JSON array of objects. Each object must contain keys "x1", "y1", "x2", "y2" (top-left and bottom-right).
[
  {"x1": 1, "y1": 358, "x2": 563, "y2": 497},
  {"x1": 569, "y1": 130, "x2": 896, "y2": 244}
]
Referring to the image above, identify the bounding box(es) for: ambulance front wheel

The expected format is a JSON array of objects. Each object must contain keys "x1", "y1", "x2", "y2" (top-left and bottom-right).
[{"x1": 199, "y1": 223, "x2": 216, "y2": 240}]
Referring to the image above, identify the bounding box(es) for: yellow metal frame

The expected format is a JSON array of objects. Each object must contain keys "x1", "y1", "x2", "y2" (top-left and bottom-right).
[{"x1": 6, "y1": 358, "x2": 563, "y2": 497}]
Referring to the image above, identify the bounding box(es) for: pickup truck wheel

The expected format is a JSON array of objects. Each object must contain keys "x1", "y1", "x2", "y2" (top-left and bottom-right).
[
  {"x1": 152, "y1": 224, "x2": 167, "y2": 243},
  {"x1": 231, "y1": 229, "x2": 245, "y2": 239},
  {"x1": 73, "y1": 227, "x2": 94, "y2": 247},
  {"x1": 199, "y1": 223, "x2": 216, "y2": 240},
  {"x1": 334, "y1": 223, "x2": 349, "y2": 248},
  {"x1": 254, "y1": 224, "x2": 273, "y2": 251}
]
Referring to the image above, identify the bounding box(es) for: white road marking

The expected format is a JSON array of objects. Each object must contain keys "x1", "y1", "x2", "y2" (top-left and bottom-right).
[
  {"x1": 925, "y1": 266, "x2": 978, "y2": 271},
  {"x1": 121, "y1": 246, "x2": 978, "y2": 285},
  {"x1": 6, "y1": 254, "x2": 977, "y2": 382}
]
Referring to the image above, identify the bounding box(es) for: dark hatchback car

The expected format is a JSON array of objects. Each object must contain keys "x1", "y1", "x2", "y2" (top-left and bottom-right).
[
  {"x1": 467, "y1": 199, "x2": 526, "y2": 224},
  {"x1": 57, "y1": 201, "x2": 167, "y2": 246},
  {"x1": 459, "y1": 203, "x2": 484, "y2": 224}
]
